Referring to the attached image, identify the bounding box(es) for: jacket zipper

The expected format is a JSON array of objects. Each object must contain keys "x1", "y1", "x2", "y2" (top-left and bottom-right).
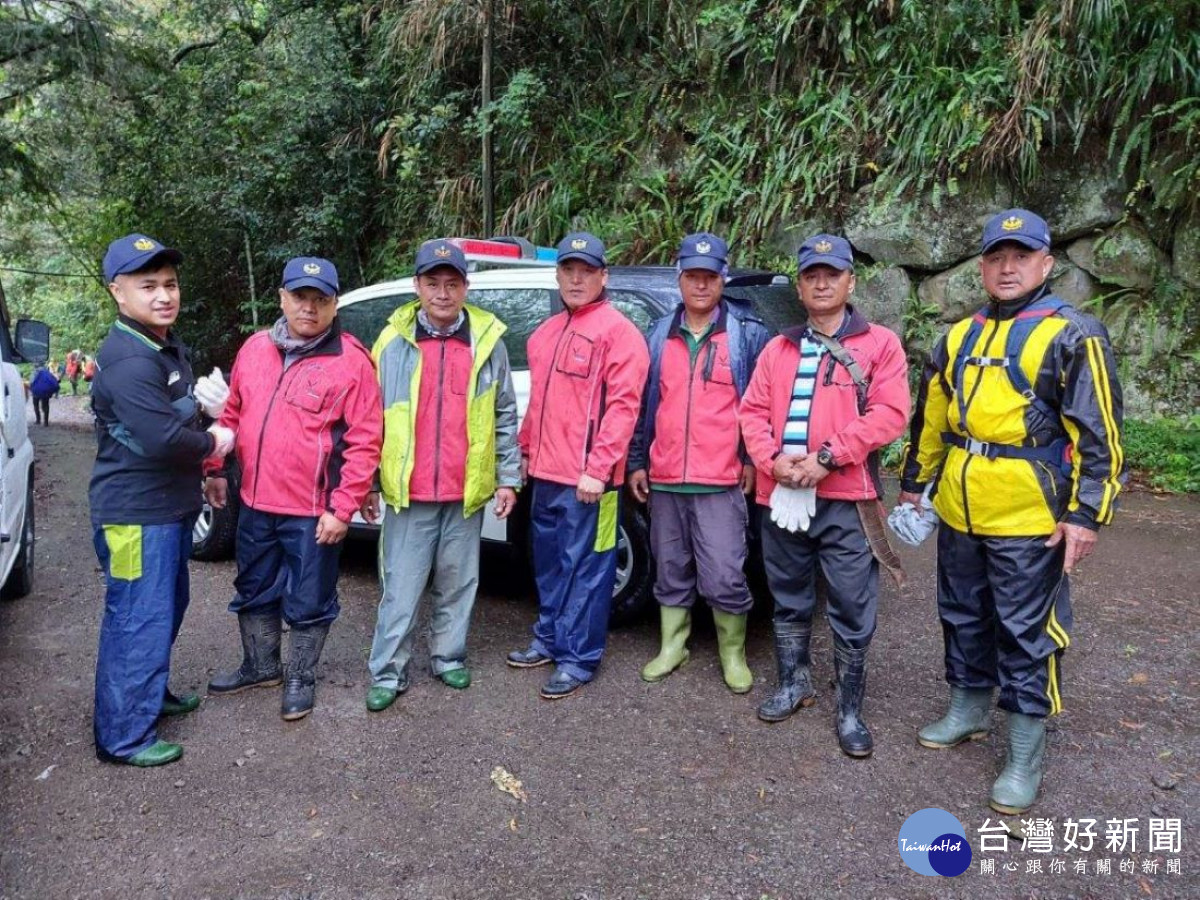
[
  {"x1": 533, "y1": 314, "x2": 574, "y2": 475},
  {"x1": 434, "y1": 340, "x2": 446, "y2": 501},
  {"x1": 959, "y1": 318, "x2": 1003, "y2": 534},
  {"x1": 250, "y1": 359, "x2": 290, "y2": 510},
  {"x1": 681, "y1": 340, "x2": 712, "y2": 481}
]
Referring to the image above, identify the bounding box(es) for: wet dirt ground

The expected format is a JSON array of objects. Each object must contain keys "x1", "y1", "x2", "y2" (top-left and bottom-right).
[{"x1": 0, "y1": 394, "x2": 1196, "y2": 899}]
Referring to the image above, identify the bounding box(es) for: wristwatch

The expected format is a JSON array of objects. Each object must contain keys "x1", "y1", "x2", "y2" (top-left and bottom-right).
[{"x1": 816, "y1": 445, "x2": 838, "y2": 471}]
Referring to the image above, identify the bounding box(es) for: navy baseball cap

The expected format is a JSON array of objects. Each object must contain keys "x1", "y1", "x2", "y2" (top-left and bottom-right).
[
  {"x1": 981, "y1": 208, "x2": 1051, "y2": 254},
  {"x1": 103, "y1": 234, "x2": 183, "y2": 282},
  {"x1": 556, "y1": 232, "x2": 607, "y2": 268},
  {"x1": 677, "y1": 232, "x2": 729, "y2": 274},
  {"x1": 797, "y1": 234, "x2": 854, "y2": 272},
  {"x1": 414, "y1": 239, "x2": 468, "y2": 278},
  {"x1": 281, "y1": 257, "x2": 339, "y2": 295}
]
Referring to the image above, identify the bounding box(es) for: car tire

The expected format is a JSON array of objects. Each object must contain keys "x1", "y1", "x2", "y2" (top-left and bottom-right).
[
  {"x1": 608, "y1": 503, "x2": 654, "y2": 628},
  {"x1": 2, "y1": 473, "x2": 35, "y2": 600},
  {"x1": 192, "y1": 470, "x2": 240, "y2": 561}
]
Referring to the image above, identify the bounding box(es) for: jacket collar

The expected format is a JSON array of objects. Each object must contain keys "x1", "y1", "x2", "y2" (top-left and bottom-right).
[
  {"x1": 780, "y1": 303, "x2": 869, "y2": 347},
  {"x1": 116, "y1": 315, "x2": 175, "y2": 351},
  {"x1": 668, "y1": 301, "x2": 727, "y2": 339},
  {"x1": 987, "y1": 282, "x2": 1051, "y2": 320}
]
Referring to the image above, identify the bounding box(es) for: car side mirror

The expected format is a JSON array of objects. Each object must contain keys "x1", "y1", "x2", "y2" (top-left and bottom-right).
[{"x1": 14, "y1": 319, "x2": 50, "y2": 363}]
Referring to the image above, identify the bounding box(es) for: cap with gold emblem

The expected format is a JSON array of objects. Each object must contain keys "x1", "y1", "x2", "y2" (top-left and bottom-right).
[
  {"x1": 281, "y1": 256, "x2": 340, "y2": 295},
  {"x1": 102, "y1": 233, "x2": 183, "y2": 282},
  {"x1": 797, "y1": 233, "x2": 854, "y2": 272},
  {"x1": 556, "y1": 232, "x2": 607, "y2": 268},
  {"x1": 677, "y1": 232, "x2": 729, "y2": 275},
  {"x1": 980, "y1": 208, "x2": 1051, "y2": 255},
  {"x1": 414, "y1": 239, "x2": 469, "y2": 279}
]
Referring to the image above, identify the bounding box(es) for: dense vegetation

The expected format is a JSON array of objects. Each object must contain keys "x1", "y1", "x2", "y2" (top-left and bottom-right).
[{"x1": 2, "y1": 2, "x2": 1197, "y2": 488}]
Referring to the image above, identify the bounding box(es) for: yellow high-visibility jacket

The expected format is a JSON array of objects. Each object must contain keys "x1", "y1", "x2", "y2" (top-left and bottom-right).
[{"x1": 901, "y1": 287, "x2": 1125, "y2": 536}]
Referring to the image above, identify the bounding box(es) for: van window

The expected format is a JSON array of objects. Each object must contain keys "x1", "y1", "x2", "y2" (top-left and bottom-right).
[
  {"x1": 338, "y1": 294, "x2": 412, "y2": 350},
  {"x1": 606, "y1": 290, "x2": 658, "y2": 335},
  {"x1": 463, "y1": 288, "x2": 555, "y2": 368}
]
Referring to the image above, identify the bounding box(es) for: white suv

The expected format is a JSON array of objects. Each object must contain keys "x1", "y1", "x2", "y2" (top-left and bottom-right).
[
  {"x1": 0, "y1": 281, "x2": 48, "y2": 600},
  {"x1": 192, "y1": 253, "x2": 798, "y2": 626}
]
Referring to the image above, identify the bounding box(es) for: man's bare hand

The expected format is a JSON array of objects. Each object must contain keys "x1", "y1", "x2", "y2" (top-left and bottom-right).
[
  {"x1": 315, "y1": 512, "x2": 349, "y2": 545},
  {"x1": 791, "y1": 453, "x2": 831, "y2": 489},
  {"x1": 739, "y1": 464, "x2": 756, "y2": 496},
  {"x1": 627, "y1": 469, "x2": 650, "y2": 504},
  {"x1": 576, "y1": 473, "x2": 605, "y2": 504},
  {"x1": 772, "y1": 453, "x2": 804, "y2": 486},
  {"x1": 897, "y1": 490, "x2": 925, "y2": 510},
  {"x1": 1045, "y1": 521, "x2": 1098, "y2": 574},
  {"x1": 204, "y1": 476, "x2": 228, "y2": 510},
  {"x1": 360, "y1": 491, "x2": 381, "y2": 524},
  {"x1": 494, "y1": 487, "x2": 518, "y2": 519}
]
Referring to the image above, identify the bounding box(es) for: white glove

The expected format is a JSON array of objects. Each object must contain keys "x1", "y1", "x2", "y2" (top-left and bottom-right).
[
  {"x1": 770, "y1": 484, "x2": 817, "y2": 533},
  {"x1": 194, "y1": 368, "x2": 230, "y2": 418},
  {"x1": 207, "y1": 424, "x2": 235, "y2": 459},
  {"x1": 888, "y1": 487, "x2": 939, "y2": 546}
]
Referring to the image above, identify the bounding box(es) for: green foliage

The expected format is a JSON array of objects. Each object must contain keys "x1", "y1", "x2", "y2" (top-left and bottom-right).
[
  {"x1": 3, "y1": 0, "x2": 1200, "y2": 369},
  {"x1": 1123, "y1": 416, "x2": 1200, "y2": 493}
]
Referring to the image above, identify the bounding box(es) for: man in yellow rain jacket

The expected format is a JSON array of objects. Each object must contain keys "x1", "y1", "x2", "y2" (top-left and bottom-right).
[{"x1": 900, "y1": 208, "x2": 1125, "y2": 815}]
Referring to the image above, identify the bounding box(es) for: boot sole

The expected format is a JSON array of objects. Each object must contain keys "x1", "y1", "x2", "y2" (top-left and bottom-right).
[
  {"x1": 640, "y1": 655, "x2": 689, "y2": 683},
  {"x1": 507, "y1": 658, "x2": 552, "y2": 669},
  {"x1": 988, "y1": 798, "x2": 1034, "y2": 815},
  {"x1": 208, "y1": 676, "x2": 283, "y2": 696},
  {"x1": 756, "y1": 695, "x2": 816, "y2": 723},
  {"x1": 841, "y1": 746, "x2": 874, "y2": 758},
  {"x1": 281, "y1": 707, "x2": 313, "y2": 721},
  {"x1": 917, "y1": 730, "x2": 989, "y2": 750}
]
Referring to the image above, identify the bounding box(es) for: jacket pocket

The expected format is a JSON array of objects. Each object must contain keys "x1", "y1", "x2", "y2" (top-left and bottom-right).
[
  {"x1": 555, "y1": 332, "x2": 595, "y2": 379},
  {"x1": 284, "y1": 371, "x2": 331, "y2": 413},
  {"x1": 707, "y1": 344, "x2": 735, "y2": 386}
]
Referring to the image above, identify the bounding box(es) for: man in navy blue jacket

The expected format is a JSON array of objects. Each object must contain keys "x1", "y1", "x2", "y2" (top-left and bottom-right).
[{"x1": 89, "y1": 233, "x2": 233, "y2": 767}]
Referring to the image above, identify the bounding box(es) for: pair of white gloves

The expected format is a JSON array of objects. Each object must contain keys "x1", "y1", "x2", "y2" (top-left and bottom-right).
[
  {"x1": 769, "y1": 484, "x2": 817, "y2": 533},
  {"x1": 887, "y1": 487, "x2": 939, "y2": 546},
  {"x1": 195, "y1": 368, "x2": 235, "y2": 458}
]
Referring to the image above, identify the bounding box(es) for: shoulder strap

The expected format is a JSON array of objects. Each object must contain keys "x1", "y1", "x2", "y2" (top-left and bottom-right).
[
  {"x1": 950, "y1": 309, "x2": 989, "y2": 397},
  {"x1": 806, "y1": 331, "x2": 868, "y2": 413},
  {"x1": 1003, "y1": 295, "x2": 1070, "y2": 422}
]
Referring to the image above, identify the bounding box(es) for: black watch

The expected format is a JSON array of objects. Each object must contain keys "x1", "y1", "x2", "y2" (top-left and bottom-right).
[{"x1": 816, "y1": 446, "x2": 838, "y2": 470}]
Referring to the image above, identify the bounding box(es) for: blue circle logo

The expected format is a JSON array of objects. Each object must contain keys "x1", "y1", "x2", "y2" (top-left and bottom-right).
[{"x1": 897, "y1": 808, "x2": 972, "y2": 877}]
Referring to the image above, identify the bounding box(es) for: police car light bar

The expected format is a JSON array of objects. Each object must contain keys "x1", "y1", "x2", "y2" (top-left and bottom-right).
[{"x1": 447, "y1": 237, "x2": 557, "y2": 269}]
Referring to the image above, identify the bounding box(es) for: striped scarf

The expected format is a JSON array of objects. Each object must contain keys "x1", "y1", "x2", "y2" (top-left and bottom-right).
[{"x1": 781, "y1": 336, "x2": 826, "y2": 454}]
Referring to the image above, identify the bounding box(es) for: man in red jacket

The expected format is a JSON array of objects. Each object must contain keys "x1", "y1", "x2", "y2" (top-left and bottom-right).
[
  {"x1": 508, "y1": 232, "x2": 650, "y2": 699},
  {"x1": 739, "y1": 234, "x2": 909, "y2": 757},
  {"x1": 627, "y1": 232, "x2": 772, "y2": 693},
  {"x1": 202, "y1": 257, "x2": 382, "y2": 720}
]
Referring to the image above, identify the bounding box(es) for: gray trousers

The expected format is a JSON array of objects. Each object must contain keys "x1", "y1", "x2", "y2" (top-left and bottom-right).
[
  {"x1": 649, "y1": 488, "x2": 753, "y2": 615},
  {"x1": 368, "y1": 501, "x2": 483, "y2": 688},
  {"x1": 761, "y1": 498, "x2": 878, "y2": 649}
]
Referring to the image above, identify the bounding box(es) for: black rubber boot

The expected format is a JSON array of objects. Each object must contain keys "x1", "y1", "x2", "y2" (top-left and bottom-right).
[
  {"x1": 833, "y1": 637, "x2": 873, "y2": 758},
  {"x1": 757, "y1": 621, "x2": 817, "y2": 723},
  {"x1": 281, "y1": 624, "x2": 330, "y2": 721},
  {"x1": 208, "y1": 610, "x2": 283, "y2": 695}
]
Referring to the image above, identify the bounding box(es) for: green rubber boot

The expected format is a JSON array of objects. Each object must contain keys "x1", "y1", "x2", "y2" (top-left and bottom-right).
[
  {"x1": 641, "y1": 606, "x2": 692, "y2": 683},
  {"x1": 126, "y1": 741, "x2": 183, "y2": 768},
  {"x1": 918, "y1": 687, "x2": 994, "y2": 749},
  {"x1": 989, "y1": 713, "x2": 1046, "y2": 815},
  {"x1": 711, "y1": 609, "x2": 753, "y2": 694}
]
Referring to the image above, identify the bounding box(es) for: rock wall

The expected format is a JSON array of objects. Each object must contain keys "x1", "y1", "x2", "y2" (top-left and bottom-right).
[{"x1": 820, "y1": 163, "x2": 1200, "y2": 418}]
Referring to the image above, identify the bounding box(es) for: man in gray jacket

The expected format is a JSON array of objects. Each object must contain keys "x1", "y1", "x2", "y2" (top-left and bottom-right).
[{"x1": 362, "y1": 239, "x2": 520, "y2": 711}]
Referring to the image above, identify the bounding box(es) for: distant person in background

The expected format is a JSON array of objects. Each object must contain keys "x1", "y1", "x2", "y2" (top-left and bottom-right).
[
  {"x1": 66, "y1": 350, "x2": 81, "y2": 395},
  {"x1": 83, "y1": 355, "x2": 97, "y2": 392},
  {"x1": 29, "y1": 361, "x2": 60, "y2": 425}
]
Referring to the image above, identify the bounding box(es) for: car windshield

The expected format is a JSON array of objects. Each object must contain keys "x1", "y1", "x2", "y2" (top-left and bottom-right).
[{"x1": 725, "y1": 283, "x2": 804, "y2": 334}]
